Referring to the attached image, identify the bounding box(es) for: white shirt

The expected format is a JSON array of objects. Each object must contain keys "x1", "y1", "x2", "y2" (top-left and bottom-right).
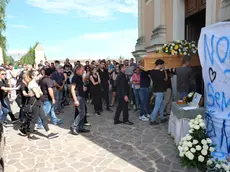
[
  {"x1": 28, "y1": 79, "x2": 43, "y2": 96},
  {"x1": 6, "y1": 70, "x2": 17, "y2": 86}
]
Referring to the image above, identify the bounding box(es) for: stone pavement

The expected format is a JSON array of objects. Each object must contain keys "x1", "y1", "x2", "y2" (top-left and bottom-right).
[{"x1": 4, "y1": 102, "x2": 199, "y2": 172}]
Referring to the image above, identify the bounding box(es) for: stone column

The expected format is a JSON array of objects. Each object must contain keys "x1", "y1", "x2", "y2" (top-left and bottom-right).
[
  {"x1": 206, "y1": 0, "x2": 217, "y2": 25},
  {"x1": 150, "y1": 0, "x2": 166, "y2": 50},
  {"x1": 133, "y1": 0, "x2": 146, "y2": 62},
  {"x1": 171, "y1": 0, "x2": 185, "y2": 100},
  {"x1": 138, "y1": 0, "x2": 144, "y2": 38},
  {"x1": 136, "y1": 0, "x2": 145, "y2": 48},
  {"x1": 219, "y1": 0, "x2": 230, "y2": 21},
  {"x1": 172, "y1": 0, "x2": 185, "y2": 40}
]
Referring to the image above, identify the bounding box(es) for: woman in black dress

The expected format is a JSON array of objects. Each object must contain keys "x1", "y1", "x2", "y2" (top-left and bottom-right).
[
  {"x1": 90, "y1": 67, "x2": 102, "y2": 115},
  {"x1": 110, "y1": 64, "x2": 119, "y2": 107}
]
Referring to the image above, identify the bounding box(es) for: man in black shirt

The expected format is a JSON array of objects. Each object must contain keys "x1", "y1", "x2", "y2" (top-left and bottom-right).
[
  {"x1": 98, "y1": 61, "x2": 113, "y2": 112},
  {"x1": 51, "y1": 65, "x2": 65, "y2": 114},
  {"x1": 114, "y1": 64, "x2": 133, "y2": 125},
  {"x1": 0, "y1": 68, "x2": 19, "y2": 124},
  {"x1": 164, "y1": 70, "x2": 173, "y2": 116},
  {"x1": 149, "y1": 59, "x2": 168, "y2": 125},
  {"x1": 175, "y1": 59, "x2": 193, "y2": 100},
  {"x1": 70, "y1": 65, "x2": 90, "y2": 135},
  {"x1": 38, "y1": 68, "x2": 62, "y2": 129},
  {"x1": 139, "y1": 69, "x2": 151, "y2": 121}
]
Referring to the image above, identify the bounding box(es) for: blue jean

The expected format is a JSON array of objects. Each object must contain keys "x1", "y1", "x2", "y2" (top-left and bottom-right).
[
  {"x1": 0, "y1": 99, "x2": 9, "y2": 122},
  {"x1": 38, "y1": 101, "x2": 58, "y2": 128},
  {"x1": 54, "y1": 90, "x2": 63, "y2": 111},
  {"x1": 19, "y1": 108, "x2": 25, "y2": 122},
  {"x1": 151, "y1": 92, "x2": 165, "y2": 121},
  {"x1": 139, "y1": 87, "x2": 149, "y2": 116},
  {"x1": 72, "y1": 96, "x2": 85, "y2": 131},
  {"x1": 133, "y1": 88, "x2": 140, "y2": 106}
]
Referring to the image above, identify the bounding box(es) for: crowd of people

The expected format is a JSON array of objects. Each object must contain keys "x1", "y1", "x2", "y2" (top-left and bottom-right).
[{"x1": 0, "y1": 57, "x2": 195, "y2": 139}]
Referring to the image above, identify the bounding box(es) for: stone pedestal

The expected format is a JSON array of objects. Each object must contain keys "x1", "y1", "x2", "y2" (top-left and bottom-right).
[
  {"x1": 132, "y1": 36, "x2": 146, "y2": 62},
  {"x1": 149, "y1": 25, "x2": 166, "y2": 52},
  {"x1": 219, "y1": 0, "x2": 230, "y2": 21}
]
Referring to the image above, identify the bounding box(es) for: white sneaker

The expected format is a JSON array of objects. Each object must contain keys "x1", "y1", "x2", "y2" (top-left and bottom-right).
[
  {"x1": 139, "y1": 116, "x2": 143, "y2": 120},
  {"x1": 147, "y1": 114, "x2": 151, "y2": 118},
  {"x1": 141, "y1": 116, "x2": 149, "y2": 122}
]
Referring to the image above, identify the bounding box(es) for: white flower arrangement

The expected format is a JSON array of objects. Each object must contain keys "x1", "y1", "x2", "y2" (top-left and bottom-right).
[
  {"x1": 178, "y1": 114, "x2": 215, "y2": 170},
  {"x1": 207, "y1": 159, "x2": 230, "y2": 172}
]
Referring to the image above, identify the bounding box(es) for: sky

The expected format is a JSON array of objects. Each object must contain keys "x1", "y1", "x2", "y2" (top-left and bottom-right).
[{"x1": 4, "y1": 0, "x2": 138, "y2": 60}]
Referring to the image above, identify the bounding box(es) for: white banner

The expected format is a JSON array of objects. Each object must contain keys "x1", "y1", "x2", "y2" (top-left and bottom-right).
[
  {"x1": 198, "y1": 22, "x2": 230, "y2": 154},
  {"x1": 199, "y1": 22, "x2": 230, "y2": 119}
]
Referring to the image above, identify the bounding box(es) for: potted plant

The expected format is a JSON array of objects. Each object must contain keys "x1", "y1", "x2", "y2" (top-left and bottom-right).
[{"x1": 178, "y1": 114, "x2": 215, "y2": 170}]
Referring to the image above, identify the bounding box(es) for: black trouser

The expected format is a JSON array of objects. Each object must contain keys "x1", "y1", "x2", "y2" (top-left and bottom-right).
[
  {"x1": 29, "y1": 105, "x2": 49, "y2": 133},
  {"x1": 74, "y1": 104, "x2": 88, "y2": 123},
  {"x1": 20, "y1": 112, "x2": 31, "y2": 133},
  {"x1": 86, "y1": 84, "x2": 91, "y2": 100},
  {"x1": 114, "y1": 98, "x2": 129, "y2": 122},
  {"x1": 4, "y1": 97, "x2": 17, "y2": 121},
  {"x1": 102, "y1": 87, "x2": 109, "y2": 109}
]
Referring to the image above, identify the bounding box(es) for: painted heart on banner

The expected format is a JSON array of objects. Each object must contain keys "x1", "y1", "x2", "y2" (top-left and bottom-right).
[{"x1": 209, "y1": 67, "x2": 217, "y2": 83}]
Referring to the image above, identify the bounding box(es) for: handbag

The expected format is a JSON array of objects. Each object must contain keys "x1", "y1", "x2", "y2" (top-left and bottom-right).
[
  {"x1": 15, "y1": 94, "x2": 22, "y2": 107},
  {"x1": 23, "y1": 99, "x2": 37, "y2": 114}
]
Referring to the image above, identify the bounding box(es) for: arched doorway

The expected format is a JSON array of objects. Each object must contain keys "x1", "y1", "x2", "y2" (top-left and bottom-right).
[
  {"x1": 185, "y1": 0, "x2": 206, "y2": 96},
  {"x1": 185, "y1": 0, "x2": 206, "y2": 41}
]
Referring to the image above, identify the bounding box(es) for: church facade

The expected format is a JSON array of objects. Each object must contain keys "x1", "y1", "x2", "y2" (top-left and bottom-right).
[{"x1": 132, "y1": 0, "x2": 230, "y2": 62}]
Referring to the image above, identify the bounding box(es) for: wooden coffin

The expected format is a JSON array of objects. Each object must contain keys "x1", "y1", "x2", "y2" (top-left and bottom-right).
[{"x1": 142, "y1": 53, "x2": 200, "y2": 71}]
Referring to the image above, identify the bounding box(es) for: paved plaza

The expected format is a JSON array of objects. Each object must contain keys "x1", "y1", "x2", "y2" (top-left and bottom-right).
[{"x1": 4, "y1": 103, "x2": 200, "y2": 172}]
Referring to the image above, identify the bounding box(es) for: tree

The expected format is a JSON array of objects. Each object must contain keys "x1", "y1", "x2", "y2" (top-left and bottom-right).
[
  {"x1": 0, "y1": 0, "x2": 9, "y2": 64},
  {"x1": 3, "y1": 52, "x2": 14, "y2": 65},
  {"x1": 20, "y1": 42, "x2": 39, "y2": 65}
]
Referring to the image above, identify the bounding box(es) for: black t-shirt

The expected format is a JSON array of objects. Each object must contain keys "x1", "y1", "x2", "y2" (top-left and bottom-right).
[
  {"x1": 98, "y1": 68, "x2": 109, "y2": 88},
  {"x1": 150, "y1": 70, "x2": 166, "y2": 93},
  {"x1": 64, "y1": 70, "x2": 72, "y2": 77},
  {"x1": 0, "y1": 79, "x2": 9, "y2": 100},
  {"x1": 140, "y1": 70, "x2": 150, "y2": 88},
  {"x1": 72, "y1": 74, "x2": 85, "y2": 97},
  {"x1": 176, "y1": 67, "x2": 192, "y2": 93},
  {"x1": 20, "y1": 82, "x2": 29, "y2": 105},
  {"x1": 64, "y1": 63, "x2": 73, "y2": 70},
  {"x1": 39, "y1": 76, "x2": 55, "y2": 101},
  {"x1": 64, "y1": 70, "x2": 72, "y2": 84}
]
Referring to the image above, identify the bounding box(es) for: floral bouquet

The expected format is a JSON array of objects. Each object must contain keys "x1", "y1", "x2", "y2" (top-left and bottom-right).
[
  {"x1": 207, "y1": 159, "x2": 230, "y2": 172},
  {"x1": 184, "y1": 92, "x2": 195, "y2": 104},
  {"x1": 178, "y1": 114, "x2": 215, "y2": 170},
  {"x1": 158, "y1": 40, "x2": 198, "y2": 57}
]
